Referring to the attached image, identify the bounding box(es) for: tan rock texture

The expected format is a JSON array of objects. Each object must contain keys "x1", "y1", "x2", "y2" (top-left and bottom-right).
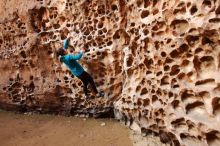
[{"x1": 0, "y1": 0, "x2": 220, "y2": 145}]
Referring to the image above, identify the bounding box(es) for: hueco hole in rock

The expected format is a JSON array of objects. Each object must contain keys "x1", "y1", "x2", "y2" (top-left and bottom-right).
[{"x1": 0, "y1": 0, "x2": 220, "y2": 146}]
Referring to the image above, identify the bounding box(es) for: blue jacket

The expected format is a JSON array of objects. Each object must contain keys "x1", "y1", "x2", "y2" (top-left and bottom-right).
[
  {"x1": 63, "y1": 39, "x2": 69, "y2": 50},
  {"x1": 60, "y1": 52, "x2": 84, "y2": 77}
]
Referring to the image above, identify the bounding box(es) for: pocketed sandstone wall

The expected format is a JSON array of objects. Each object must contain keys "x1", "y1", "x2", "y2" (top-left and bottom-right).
[{"x1": 0, "y1": 0, "x2": 220, "y2": 145}]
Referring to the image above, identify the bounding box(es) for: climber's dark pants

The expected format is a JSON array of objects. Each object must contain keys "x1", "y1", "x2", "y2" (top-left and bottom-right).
[{"x1": 77, "y1": 71, "x2": 98, "y2": 96}]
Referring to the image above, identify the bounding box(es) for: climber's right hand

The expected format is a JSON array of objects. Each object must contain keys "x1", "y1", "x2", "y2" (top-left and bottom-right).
[{"x1": 80, "y1": 48, "x2": 85, "y2": 53}]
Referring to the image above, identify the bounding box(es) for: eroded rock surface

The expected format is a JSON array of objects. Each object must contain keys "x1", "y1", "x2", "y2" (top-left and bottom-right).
[{"x1": 0, "y1": 0, "x2": 220, "y2": 145}]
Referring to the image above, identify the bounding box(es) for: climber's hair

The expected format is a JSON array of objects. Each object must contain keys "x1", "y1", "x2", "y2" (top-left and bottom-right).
[{"x1": 56, "y1": 48, "x2": 66, "y2": 57}]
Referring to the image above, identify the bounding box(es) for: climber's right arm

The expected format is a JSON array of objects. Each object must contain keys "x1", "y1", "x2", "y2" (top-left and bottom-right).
[{"x1": 63, "y1": 39, "x2": 69, "y2": 50}]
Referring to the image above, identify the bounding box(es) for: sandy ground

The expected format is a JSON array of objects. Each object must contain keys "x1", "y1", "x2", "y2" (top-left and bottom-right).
[
  {"x1": 0, "y1": 110, "x2": 132, "y2": 146},
  {"x1": 0, "y1": 110, "x2": 168, "y2": 146}
]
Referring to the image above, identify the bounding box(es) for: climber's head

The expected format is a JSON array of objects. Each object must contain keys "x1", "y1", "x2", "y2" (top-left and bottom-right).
[{"x1": 56, "y1": 48, "x2": 67, "y2": 57}]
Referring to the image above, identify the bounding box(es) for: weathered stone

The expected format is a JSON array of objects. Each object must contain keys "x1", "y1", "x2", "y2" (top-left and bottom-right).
[{"x1": 1, "y1": 0, "x2": 220, "y2": 145}]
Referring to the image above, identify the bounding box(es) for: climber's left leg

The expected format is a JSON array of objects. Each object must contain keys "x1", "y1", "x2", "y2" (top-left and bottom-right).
[{"x1": 84, "y1": 72, "x2": 98, "y2": 94}]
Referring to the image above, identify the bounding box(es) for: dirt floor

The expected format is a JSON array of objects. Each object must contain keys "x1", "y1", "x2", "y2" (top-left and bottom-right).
[{"x1": 0, "y1": 110, "x2": 133, "y2": 146}]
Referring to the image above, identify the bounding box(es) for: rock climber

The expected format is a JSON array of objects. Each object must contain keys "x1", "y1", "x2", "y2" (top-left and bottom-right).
[{"x1": 56, "y1": 38, "x2": 104, "y2": 98}]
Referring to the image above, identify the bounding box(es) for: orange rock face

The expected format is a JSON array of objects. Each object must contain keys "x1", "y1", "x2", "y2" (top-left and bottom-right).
[{"x1": 0, "y1": 0, "x2": 220, "y2": 145}]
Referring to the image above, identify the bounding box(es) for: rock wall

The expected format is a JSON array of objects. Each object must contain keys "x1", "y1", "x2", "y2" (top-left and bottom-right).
[{"x1": 0, "y1": 0, "x2": 220, "y2": 145}]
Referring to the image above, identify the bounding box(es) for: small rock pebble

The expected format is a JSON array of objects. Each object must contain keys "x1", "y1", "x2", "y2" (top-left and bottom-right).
[{"x1": 101, "y1": 122, "x2": 106, "y2": 126}]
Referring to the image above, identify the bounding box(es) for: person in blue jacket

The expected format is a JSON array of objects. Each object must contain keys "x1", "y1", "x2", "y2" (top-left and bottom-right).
[{"x1": 56, "y1": 39, "x2": 103, "y2": 98}]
